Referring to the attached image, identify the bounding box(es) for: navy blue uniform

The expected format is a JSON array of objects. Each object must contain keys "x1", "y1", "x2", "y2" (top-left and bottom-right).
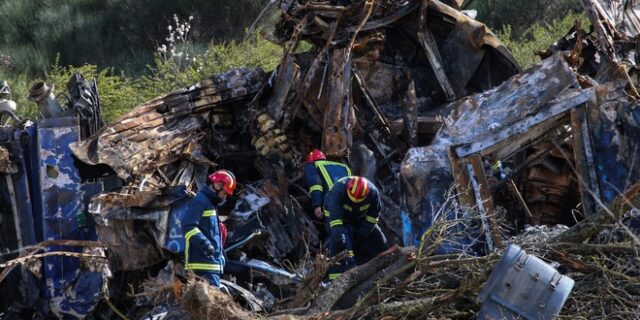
[
  {"x1": 324, "y1": 177, "x2": 388, "y2": 280},
  {"x1": 304, "y1": 160, "x2": 351, "y2": 228},
  {"x1": 183, "y1": 186, "x2": 225, "y2": 287}
]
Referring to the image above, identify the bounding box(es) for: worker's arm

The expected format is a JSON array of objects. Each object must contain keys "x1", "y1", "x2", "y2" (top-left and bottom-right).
[
  {"x1": 304, "y1": 164, "x2": 324, "y2": 208},
  {"x1": 183, "y1": 194, "x2": 214, "y2": 253},
  {"x1": 356, "y1": 190, "x2": 382, "y2": 237}
]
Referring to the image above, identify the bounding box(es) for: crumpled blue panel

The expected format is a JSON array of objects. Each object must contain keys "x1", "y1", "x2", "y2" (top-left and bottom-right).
[
  {"x1": 49, "y1": 272, "x2": 103, "y2": 319},
  {"x1": 37, "y1": 117, "x2": 103, "y2": 319},
  {"x1": 163, "y1": 197, "x2": 190, "y2": 254},
  {"x1": 589, "y1": 100, "x2": 640, "y2": 204}
]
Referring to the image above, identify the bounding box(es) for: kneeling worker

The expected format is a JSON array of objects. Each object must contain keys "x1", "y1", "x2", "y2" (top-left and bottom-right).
[
  {"x1": 183, "y1": 169, "x2": 237, "y2": 287},
  {"x1": 324, "y1": 176, "x2": 389, "y2": 281}
]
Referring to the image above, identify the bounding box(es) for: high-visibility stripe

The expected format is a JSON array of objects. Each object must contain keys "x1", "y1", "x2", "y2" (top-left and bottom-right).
[
  {"x1": 218, "y1": 171, "x2": 235, "y2": 189},
  {"x1": 328, "y1": 273, "x2": 342, "y2": 280},
  {"x1": 309, "y1": 185, "x2": 323, "y2": 193},
  {"x1": 323, "y1": 209, "x2": 330, "y2": 217},
  {"x1": 184, "y1": 227, "x2": 202, "y2": 264},
  {"x1": 315, "y1": 161, "x2": 351, "y2": 190},
  {"x1": 359, "y1": 204, "x2": 370, "y2": 212},
  {"x1": 330, "y1": 219, "x2": 343, "y2": 227},
  {"x1": 202, "y1": 209, "x2": 217, "y2": 217},
  {"x1": 315, "y1": 161, "x2": 335, "y2": 189},
  {"x1": 342, "y1": 204, "x2": 352, "y2": 211},
  {"x1": 186, "y1": 263, "x2": 223, "y2": 272},
  {"x1": 185, "y1": 228, "x2": 202, "y2": 240},
  {"x1": 365, "y1": 215, "x2": 379, "y2": 224},
  {"x1": 348, "y1": 250, "x2": 354, "y2": 257}
]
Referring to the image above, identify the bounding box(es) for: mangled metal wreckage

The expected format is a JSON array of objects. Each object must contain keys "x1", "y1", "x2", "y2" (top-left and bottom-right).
[{"x1": 1, "y1": 0, "x2": 640, "y2": 318}]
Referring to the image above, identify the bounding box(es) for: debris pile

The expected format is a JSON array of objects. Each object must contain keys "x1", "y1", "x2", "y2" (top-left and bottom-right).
[{"x1": 1, "y1": 0, "x2": 640, "y2": 319}]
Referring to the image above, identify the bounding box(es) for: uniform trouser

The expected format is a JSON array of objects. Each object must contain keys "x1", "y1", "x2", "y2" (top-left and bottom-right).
[
  {"x1": 194, "y1": 271, "x2": 222, "y2": 287},
  {"x1": 327, "y1": 225, "x2": 355, "y2": 281},
  {"x1": 327, "y1": 224, "x2": 388, "y2": 281}
]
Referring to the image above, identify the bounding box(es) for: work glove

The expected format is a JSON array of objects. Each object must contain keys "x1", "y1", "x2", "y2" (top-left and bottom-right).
[
  {"x1": 331, "y1": 226, "x2": 348, "y2": 251},
  {"x1": 204, "y1": 245, "x2": 216, "y2": 259}
]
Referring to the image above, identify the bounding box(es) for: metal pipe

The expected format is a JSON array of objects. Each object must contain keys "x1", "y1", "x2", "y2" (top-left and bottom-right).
[{"x1": 26, "y1": 81, "x2": 63, "y2": 119}]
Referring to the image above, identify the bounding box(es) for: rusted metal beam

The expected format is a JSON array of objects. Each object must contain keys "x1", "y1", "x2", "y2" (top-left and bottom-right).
[
  {"x1": 266, "y1": 54, "x2": 300, "y2": 124},
  {"x1": 417, "y1": 30, "x2": 457, "y2": 101},
  {"x1": 448, "y1": 147, "x2": 474, "y2": 209},
  {"x1": 322, "y1": 48, "x2": 352, "y2": 157},
  {"x1": 570, "y1": 106, "x2": 600, "y2": 218},
  {"x1": 466, "y1": 154, "x2": 502, "y2": 249},
  {"x1": 417, "y1": 0, "x2": 457, "y2": 100}
]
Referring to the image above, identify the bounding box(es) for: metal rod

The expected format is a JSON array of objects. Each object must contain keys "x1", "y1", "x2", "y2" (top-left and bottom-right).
[{"x1": 508, "y1": 179, "x2": 533, "y2": 218}]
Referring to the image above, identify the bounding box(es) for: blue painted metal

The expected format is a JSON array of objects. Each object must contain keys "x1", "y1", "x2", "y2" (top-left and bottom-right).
[
  {"x1": 23, "y1": 123, "x2": 44, "y2": 242},
  {"x1": 163, "y1": 197, "x2": 189, "y2": 254},
  {"x1": 590, "y1": 101, "x2": 640, "y2": 204},
  {"x1": 36, "y1": 117, "x2": 103, "y2": 319},
  {"x1": 0, "y1": 124, "x2": 38, "y2": 252}
]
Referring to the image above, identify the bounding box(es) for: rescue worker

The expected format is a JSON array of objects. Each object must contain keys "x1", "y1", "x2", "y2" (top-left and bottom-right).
[
  {"x1": 324, "y1": 176, "x2": 389, "y2": 281},
  {"x1": 183, "y1": 169, "x2": 236, "y2": 288},
  {"x1": 303, "y1": 149, "x2": 351, "y2": 231}
]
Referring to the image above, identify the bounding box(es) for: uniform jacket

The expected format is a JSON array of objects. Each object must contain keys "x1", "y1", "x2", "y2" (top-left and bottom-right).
[
  {"x1": 304, "y1": 160, "x2": 351, "y2": 209},
  {"x1": 182, "y1": 186, "x2": 225, "y2": 273},
  {"x1": 324, "y1": 177, "x2": 382, "y2": 238}
]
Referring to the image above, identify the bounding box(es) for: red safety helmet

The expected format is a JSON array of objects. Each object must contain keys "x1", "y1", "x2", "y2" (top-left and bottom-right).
[
  {"x1": 347, "y1": 176, "x2": 370, "y2": 203},
  {"x1": 306, "y1": 149, "x2": 326, "y2": 164},
  {"x1": 208, "y1": 170, "x2": 237, "y2": 195}
]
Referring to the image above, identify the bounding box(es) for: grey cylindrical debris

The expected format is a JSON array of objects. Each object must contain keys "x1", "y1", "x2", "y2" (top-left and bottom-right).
[{"x1": 27, "y1": 81, "x2": 64, "y2": 119}]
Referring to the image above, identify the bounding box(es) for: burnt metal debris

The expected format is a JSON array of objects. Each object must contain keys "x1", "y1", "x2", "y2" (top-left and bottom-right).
[{"x1": 1, "y1": 0, "x2": 640, "y2": 319}]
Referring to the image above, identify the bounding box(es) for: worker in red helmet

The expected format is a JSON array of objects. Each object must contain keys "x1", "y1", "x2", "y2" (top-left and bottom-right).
[
  {"x1": 323, "y1": 176, "x2": 389, "y2": 281},
  {"x1": 182, "y1": 169, "x2": 236, "y2": 287},
  {"x1": 303, "y1": 149, "x2": 351, "y2": 232}
]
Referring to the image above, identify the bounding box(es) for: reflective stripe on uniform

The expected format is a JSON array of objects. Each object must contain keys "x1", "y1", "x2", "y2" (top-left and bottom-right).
[
  {"x1": 342, "y1": 204, "x2": 352, "y2": 211},
  {"x1": 315, "y1": 161, "x2": 335, "y2": 189},
  {"x1": 186, "y1": 263, "x2": 223, "y2": 272},
  {"x1": 315, "y1": 160, "x2": 351, "y2": 190},
  {"x1": 328, "y1": 273, "x2": 342, "y2": 280},
  {"x1": 184, "y1": 227, "x2": 203, "y2": 264},
  {"x1": 309, "y1": 185, "x2": 323, "y2": 193},
  {"x1": 329, "y1": 219, "x2": 343, "y2": 227},
  {"x1": 202, "y1": 209, "x2": 217, "y2": 217},
  {"x1": 348, "y1": 250, "x2": 354, "y2": 257},
  {"x1": 359, "y1": 204, "x2": 370, "y2": 212},
  {"x1": 323, "y1": 208, "x2": 330, "y2": 217},
  {"x1": 365, "y1": 215, "x2": 379, "y2": 224}
]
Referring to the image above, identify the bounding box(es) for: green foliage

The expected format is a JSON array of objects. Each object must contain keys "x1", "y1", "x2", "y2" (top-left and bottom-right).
[
  {"x1": 3, "y1": 34, "x2": 280, "y2": 121},
  {"x1": 496, "y1": 11, "x2": 591, "y2": 69},
  {"x1": 141, "y1": 34, "x2": 281, "y2": 97},
  {"x1": 469, "y1": 0, "x2": 582, "y2": 40},
  {"x1": 0, "y1": 0, "x2": 271, "y2": 76},
  {"x1": 47, "y1": 62, "x2": 141, "y2": 122}
]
